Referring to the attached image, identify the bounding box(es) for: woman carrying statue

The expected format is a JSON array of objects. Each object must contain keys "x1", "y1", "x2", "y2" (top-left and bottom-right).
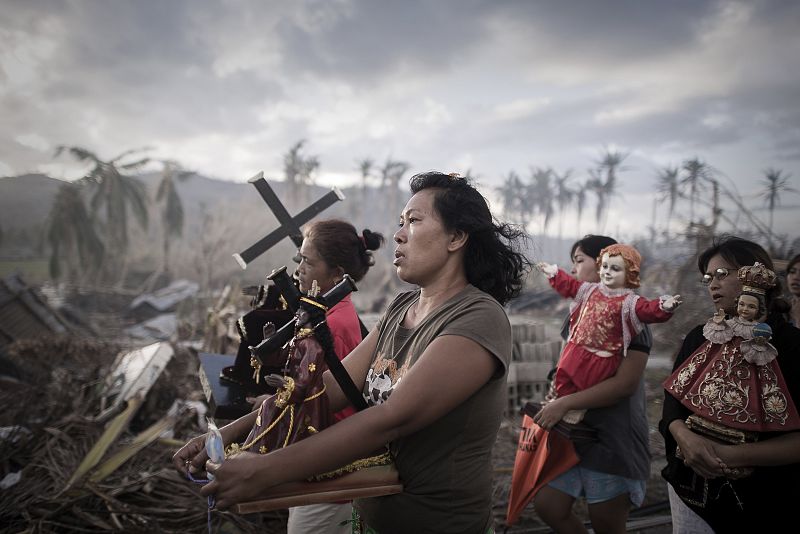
[
  {"x1": 174, "y1": 172, "x2": 531, "y2": 534},
  {"x1": 215, "y1": 219, "x2": 384, "y2": 534},
  {"x1": 529, "y1": 236, "x2": 672, "y2": 534},
  {"x1": 660, "y1": 236, "x2": 800, "y2": 532}
]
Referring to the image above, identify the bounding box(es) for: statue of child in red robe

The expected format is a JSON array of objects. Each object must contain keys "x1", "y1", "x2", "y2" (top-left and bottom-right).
[{"x1": 538, "y1": 243, "x2": 682, "y2": 422}]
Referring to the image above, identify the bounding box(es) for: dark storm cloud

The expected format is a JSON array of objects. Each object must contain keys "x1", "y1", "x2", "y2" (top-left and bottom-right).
[
  {"x1": 1, "y1": 0, "x2": 283, "y2": 142},
  {"x1": 490, "y1": 0, "x2": 714, "y2": 58},
  {"x1": 1, "y1": 0, "x2": 799, "y2": 216},
  {"x1": 275, "y1": 0, "x2": 494, "y2": 79}
]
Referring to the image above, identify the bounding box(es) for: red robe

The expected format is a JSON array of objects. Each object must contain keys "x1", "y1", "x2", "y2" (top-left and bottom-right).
[
  {"x1": 240, "y1": 329, "x2": 333, "y2": 454},
  {"x1": 550, "y1": 269, "x2": 674, "y2": 396},
  {"x1": 664, "y1": 317, "x2": 800, "y2": 432}
]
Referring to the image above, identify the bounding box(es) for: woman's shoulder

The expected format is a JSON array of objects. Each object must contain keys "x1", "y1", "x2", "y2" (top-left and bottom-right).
[
  {"x1": 326, "y1": 296, "x2": 359, "y2": 330},
  {"x1": 386, "y1": 289, "x2": 421, "y2": 310},
  {"x1": 773, "y1": 318, "x2": 800, "y2": 339},
  {"x1": 452, "y1": 285, "x2": 508, "y2": 317}
]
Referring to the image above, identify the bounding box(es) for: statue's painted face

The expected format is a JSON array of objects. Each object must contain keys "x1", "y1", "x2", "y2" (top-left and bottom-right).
[
  {"x1": 737, "y1": 293, "x2": 761, "y2": 322},
  {"x1": 599, "y1": 253, "x2": 627, "y2": 289}
]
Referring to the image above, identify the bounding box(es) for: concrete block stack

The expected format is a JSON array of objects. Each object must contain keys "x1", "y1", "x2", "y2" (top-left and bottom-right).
[{"x1": 506, "y1": 317, "x2": 562, "y2": 417}]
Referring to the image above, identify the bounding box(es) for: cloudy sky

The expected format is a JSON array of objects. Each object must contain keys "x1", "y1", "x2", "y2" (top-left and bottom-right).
[{"x1": 2, "y1": 0, "x2": 799, "y2": 240}]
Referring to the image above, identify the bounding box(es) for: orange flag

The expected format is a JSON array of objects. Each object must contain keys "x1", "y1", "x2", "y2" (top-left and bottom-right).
[{"x1": 506, "y1": 415, "x2": 580, "y2": 526}]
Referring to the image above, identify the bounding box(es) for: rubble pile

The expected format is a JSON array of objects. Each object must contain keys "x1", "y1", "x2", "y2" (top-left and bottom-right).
[{"x1": 0, "y1": 336, "x2": 285, "y2": 533}]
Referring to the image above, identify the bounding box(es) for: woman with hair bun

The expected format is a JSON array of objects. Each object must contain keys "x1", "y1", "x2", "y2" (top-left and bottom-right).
[{"x1": 296, "y1": 219, "x2": 384, "y2": 384}]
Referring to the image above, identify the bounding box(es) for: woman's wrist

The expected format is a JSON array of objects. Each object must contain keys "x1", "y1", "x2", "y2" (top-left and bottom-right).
[{"x1": 668, "y1": 419, "x2": 689, "y2": 441}]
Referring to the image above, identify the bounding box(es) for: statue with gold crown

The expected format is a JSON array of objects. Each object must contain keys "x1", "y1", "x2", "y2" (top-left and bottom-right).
[{"x1": 664, "y1": 262, "x2": 800, "y2": 475}]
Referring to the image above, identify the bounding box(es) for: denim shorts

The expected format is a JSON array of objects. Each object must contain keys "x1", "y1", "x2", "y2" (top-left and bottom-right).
[{"x1": 547, "y1": 465, "x2": 646, "y2": 506}]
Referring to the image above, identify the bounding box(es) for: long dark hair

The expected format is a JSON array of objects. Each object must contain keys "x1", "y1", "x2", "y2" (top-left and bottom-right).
[
  {"x1": 304, "y1": 219, "x2": 384, "y2": 282},
  {"x1": 409, "y1": 171, "x2": 532, "y2": 305},
  {"x1": 698, "y1": 235, "x2": 789, "y2": 317}
]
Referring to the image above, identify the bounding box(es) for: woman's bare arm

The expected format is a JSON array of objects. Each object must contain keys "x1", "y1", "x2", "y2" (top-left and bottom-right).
[
  {"x1": 717, "y1": 431, "x2": 800, "y2": 468},
  {"x1": 202, "y1": 334, "x2": 498, "y2": 508}
]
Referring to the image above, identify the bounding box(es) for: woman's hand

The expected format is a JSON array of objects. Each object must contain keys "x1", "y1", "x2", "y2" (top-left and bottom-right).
[
  {"x1": 172, "y1": 434, "x2": 209, "y2": 479},
  {"x1": 670, "y1": 421, "x2": 725, "y2": 479},
  {"x1": 534, "y1": 397, "x2": 572, "y2": 430},
  {"x1": 200, "y1": 451, "x2": 269, "y2": 509}
]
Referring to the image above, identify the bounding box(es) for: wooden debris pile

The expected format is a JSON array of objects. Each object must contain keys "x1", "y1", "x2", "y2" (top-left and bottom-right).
[{"x1": 0, "y1": 336, "x2": 285, "y2": 533}]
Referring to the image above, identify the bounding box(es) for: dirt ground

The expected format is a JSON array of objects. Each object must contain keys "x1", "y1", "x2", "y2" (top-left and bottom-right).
[{"x1": 490, "y1": 363, "x2": 675, "y2": 533}]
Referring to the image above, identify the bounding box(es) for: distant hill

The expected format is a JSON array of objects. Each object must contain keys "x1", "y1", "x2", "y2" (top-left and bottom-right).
[
  {"x1": 0, "y1": 171, "x2": 391, "y2": 239},
  {"x1": 0, "y1": 170, "x2": 581, "y2": 297},
  {"x1": 0, "y1": 171, "x2": 411, "y2": 289},
  {"x1": 0, "y1": 174, "x2": 65, "y2": 233}
]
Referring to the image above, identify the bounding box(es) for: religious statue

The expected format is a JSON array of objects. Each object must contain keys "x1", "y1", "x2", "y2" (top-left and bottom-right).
[
  {"x1": 228, "y1": 282, "x2": 335, "y2": 455},
  {"x1": 538, "y1": 243, "x2": 682, "y2": 422},
  {"x1": 665, "y1": 262, "x2": 800, "y2": 452}
]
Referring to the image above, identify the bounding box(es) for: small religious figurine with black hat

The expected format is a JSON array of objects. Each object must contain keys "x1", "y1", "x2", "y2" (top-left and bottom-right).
[{"x1": 537, "y1": 243, "x2": 682, "y2": 423}]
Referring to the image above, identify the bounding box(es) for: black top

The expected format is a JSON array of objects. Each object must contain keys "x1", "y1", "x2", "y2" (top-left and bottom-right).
[{"x1": 659, "y1": 315, "x2": 800, "y2": 531}]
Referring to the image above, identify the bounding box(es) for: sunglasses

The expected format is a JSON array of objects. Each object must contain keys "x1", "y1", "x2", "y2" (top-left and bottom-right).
[{"x1": 701, "y1": 267, "x2": 731, "y2": 285}]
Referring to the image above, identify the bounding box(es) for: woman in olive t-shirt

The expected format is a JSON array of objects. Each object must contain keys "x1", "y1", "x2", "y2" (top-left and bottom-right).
[{"x1": 174, "y1": 172, "x2": 532, "y2": 534}]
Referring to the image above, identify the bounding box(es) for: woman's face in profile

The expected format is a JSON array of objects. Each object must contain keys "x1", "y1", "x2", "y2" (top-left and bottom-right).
[
  {"x1": 296, "y1": 238, "x2": 339, "y2": 295},
  {"x1": 393, "y1": 189, "x2": 451, "y2": 285},
  {"x1": 571, "y1": 246, "x2": 601, "y2": 283}
]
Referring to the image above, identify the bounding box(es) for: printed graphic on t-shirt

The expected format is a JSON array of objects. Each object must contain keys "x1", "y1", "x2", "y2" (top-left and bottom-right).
[{"x1": 362, "y1": 352, "x2": 407, "y2": 406}]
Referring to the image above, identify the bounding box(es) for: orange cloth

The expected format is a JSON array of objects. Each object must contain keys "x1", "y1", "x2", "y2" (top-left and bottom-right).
[{"x1": 506, "y1": 415, "x2": 580, "y2": 526}]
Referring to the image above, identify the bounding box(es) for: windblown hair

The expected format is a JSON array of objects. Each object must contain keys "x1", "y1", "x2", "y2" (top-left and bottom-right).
[
  {"x1": 409, "y1": 171, "x2": 532, "y2": 305},
  {"x1": 698, "y1": 235, "x2": 789, "y2": 317},
  {"x1": 598, "y1": 243, "x2": 642, "y2": 288},
  {"x1": 571, "y1": 234, "x2": 617, "y2": 261},
  {"x1": 303, "y1": 219, "x2": 384, "y2": 282}
]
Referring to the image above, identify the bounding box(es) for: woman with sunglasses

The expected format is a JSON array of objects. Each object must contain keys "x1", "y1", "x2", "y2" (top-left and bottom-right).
[{"x1": 659, "y1": 236, "x2": 800, "y2": 532}]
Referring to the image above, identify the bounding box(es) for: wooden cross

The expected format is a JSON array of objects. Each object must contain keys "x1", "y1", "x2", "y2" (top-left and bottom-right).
[{"x1": 233, "y1": 172, "x2": 345, "y2": 269}]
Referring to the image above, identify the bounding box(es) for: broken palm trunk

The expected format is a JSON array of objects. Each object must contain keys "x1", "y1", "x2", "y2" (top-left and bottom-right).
[{"x1": 63, "y1": 342, "x2": 176, "y2": 495}]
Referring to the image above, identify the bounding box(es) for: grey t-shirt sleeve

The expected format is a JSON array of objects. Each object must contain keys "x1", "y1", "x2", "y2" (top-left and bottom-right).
[{"x1": 440, "y1": 297, "x2": 512, "y2": 377}]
